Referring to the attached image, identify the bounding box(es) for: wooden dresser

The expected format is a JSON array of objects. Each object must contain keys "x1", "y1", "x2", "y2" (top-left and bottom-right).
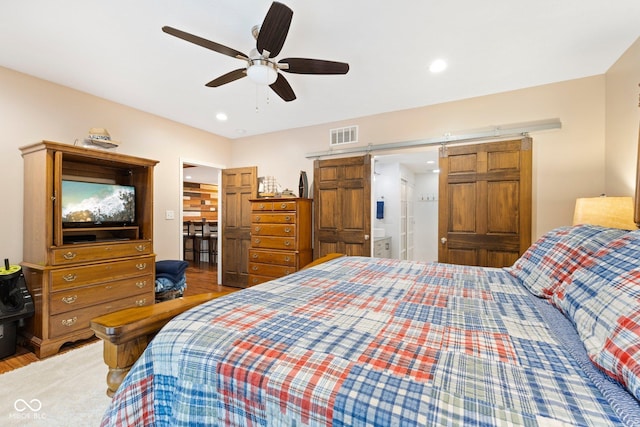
[
  {"x1": 20, "y1": 141, "x2": 157, "y2": 358},
  {"x1": 248, "y1": 198, "x2": 312, "y2": 286}
]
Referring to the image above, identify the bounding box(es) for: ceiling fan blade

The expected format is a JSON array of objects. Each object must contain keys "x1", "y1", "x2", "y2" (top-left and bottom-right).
[
  {"x1": 256, "y1": 2, "x2": 293, "y2": 58},
  {"x1": 269, "y1": 73, "x2": 296, "y2": 102},
  {"x1": 205, "y1": 69, "x2": 247, "y2": 87},
  {"x1": 279, "y1": 58, "x2": 349, "y2": 75},
  {"x1": 162, "y1": 26, "x2": 248, "y2": 60}
]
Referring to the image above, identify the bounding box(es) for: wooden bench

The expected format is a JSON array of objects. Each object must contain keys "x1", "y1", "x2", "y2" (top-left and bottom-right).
[{"x1": 91, "y1": 291, "x2": 235, "y2": 396}]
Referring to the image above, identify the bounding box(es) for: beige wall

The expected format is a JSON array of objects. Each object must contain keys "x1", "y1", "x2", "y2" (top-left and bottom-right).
[
  {"x1": 0, "y1": 66, "x2": 232, "y2": 264},
  {"x1": 232, "y1": 75, "x2": 608, "y2": 239},
  {"x1": 605, "y1": 37, "x2": 640, "y2": 197}
]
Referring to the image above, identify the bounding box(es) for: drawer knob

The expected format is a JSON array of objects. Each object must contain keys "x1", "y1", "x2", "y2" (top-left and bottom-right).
[
  {"x1": 254, "y1": 226, "x2": 261, "y2": 232},
  {"x1": 252, "y1": 253, "x2": 258, "y2": 259},
  {"x1": 136, "y1": 298, "x2": 146, "y2": 306},
  {"x1": 135, "y1": 263, "x2": 147, "y2": 270},
  {"x1": 252, "y1": 266, "x2": 258, "y2": 271},
  {"x1": 285, "y1": 216, "x2": 291, "y2": 221},
  {"x1": 135, "y1": 244, "x2": 146, "y2": 252},
  {"x1": 284, "y1": 227, "x2": 291, "y2": 233},
  {"x1": 284, "y1": 241, "x2": 291, "y2": 246},
  {"x1": 255, "y1": 216, "x2": 261, "y2": 222},
  {"x1": 254, "y1": 238, "x2": 261, "y2": 244},
  {"x1": 62, "y1": 273, "x2": 77, "y2": 282},
  {"x1": 136, "y1": 281, "x2": 147, "y2": 288},
  {"x1": 259, "y1": 203, "x2": 265, "y2": 209},
  {"x1": 61, "y1": 317, "x2": 77, "y2": 327},
  {"x1": 63, "y1": 252, "x2": 77, "y2": 260},
  {"x1": 61, "y1": 295, "x2": 77, "y2": 304},
  {"x1": 285, "y1": 256, "x2": 291, "y2": 262},
  {"x1": 280, "y1": 203, "x2": 287, "y2": 209}
]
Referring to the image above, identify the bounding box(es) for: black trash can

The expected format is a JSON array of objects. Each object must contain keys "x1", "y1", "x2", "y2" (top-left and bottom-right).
[{"x1": 0, "y1": 261, "x2": 35, "y2": 358}]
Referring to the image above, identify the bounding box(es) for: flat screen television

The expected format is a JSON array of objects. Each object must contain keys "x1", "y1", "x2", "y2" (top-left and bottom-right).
[{"x1": 61, "y1": 180, "x2": 136, "y2": 227}]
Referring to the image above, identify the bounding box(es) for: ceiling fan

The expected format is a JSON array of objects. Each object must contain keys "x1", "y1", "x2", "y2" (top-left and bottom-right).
[{"x1": 162, "y1": 1, "x2": 349, "y2": 102}]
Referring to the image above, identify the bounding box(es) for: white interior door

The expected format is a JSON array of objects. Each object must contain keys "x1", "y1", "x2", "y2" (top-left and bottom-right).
[
  {"x1": 400, "y1": 179, "x2": 408, "y2": 260},
  {"x1": 407, "y1": 182, "x2": 415, "y2": 260}
]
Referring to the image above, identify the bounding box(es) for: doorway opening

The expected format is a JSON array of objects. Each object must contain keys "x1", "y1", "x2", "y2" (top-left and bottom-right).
[
  {"x1": 180, "y1": 159, "x2": 223, "y2": 284},
  {"x1": 372, "y1": 147, "x2": 439, "y2": 262}
]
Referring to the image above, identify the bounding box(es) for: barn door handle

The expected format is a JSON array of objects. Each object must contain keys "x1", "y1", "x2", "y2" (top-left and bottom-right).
[{"x1": 441, "y1": 237, "x2": 447, "y2": 245}]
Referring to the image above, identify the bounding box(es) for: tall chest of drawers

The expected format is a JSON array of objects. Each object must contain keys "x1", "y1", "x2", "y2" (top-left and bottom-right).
[
  {"x1": 248, "y1": 198, "x2": 312, "y2": 286},
  {"x1": 20, "y1": 141, "x2": 157, "y2": 358}
]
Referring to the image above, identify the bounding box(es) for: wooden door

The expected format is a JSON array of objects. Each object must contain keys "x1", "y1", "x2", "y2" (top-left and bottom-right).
[
  {"x1": 221, "y1": 167, "x2": 257, "y2": 287},
  {"x1": 438, "y1": 138, "x2": 532, "y2": 267},
  {"x1": 314, "y1": 155, "x2": 371, "y2": 257}
]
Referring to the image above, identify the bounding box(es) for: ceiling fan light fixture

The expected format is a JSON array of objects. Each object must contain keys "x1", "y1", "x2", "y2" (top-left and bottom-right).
[{"x1": 247, "y1": 59, "x2": 278, "y2": 85}]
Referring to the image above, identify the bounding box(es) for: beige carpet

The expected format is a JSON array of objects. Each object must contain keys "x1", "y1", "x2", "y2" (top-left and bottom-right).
[{"x1": 0, "y1": 342, "x2": 111, "y2": 426}]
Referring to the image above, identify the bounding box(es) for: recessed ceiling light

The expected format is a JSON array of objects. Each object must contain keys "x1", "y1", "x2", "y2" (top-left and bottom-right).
[
  {"x1": 216, "y1": 112, "x2": 228, "y2": 121},
  {"x1": 429, "y1": 59, "x2": 447, "y2": 73}
]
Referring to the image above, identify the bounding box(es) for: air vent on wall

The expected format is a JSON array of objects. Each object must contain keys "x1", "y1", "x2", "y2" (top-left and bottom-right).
[{"x1": 330, "y1": 125, "x2": 358, "y2": 146}]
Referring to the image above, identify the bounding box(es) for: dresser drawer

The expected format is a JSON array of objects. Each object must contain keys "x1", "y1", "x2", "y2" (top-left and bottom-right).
[
  {"x1": 251, "y1": 236, "x2": 296, "y2": 250},
  {"x1": 252, "y1": 213, "x2": 296, "y2": 224},
  {"x1": 249, "y1": 262, "x2": 295, "y2": 278},
  {"x1": 251, "y1": 200, "x2": 297, "y2": 211},
  {"x1": 50, "y1": 256, "x2": 154, "y2": 291},
  {"x1": 51, "y1": 240, "x2": 152, "y2": 266},
  {"x1": 249, "y1": 249, "x2": 297, "y2": 266},
  {"x1": 248, "y1": 274, "x2": 274, "y2": 287},
  {"x1": 49, "y1": 293, "x2": 152, "y2": 338},
  {"x1": 251, "y1": 223, "x2": 296, "y2": 237},
  {"x1": 50, "y1": 274, "x2": 153, "y2": 314}
]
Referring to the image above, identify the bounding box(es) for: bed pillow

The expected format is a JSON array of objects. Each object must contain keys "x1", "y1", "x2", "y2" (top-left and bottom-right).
[
  {"x1": 551, "y1": 232, "x2": 636, "y2": 318},
  {"x1": 554, "y1": 230, "x2": 640, "y2": 400},
  {"x1": 508, "y1": 225, "x2": 628, "y2": 298}
]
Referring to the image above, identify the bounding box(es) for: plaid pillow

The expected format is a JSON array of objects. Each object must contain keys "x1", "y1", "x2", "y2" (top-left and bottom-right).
[
  {"x1": 593, "y1": 309, "x2": 640, "y2": 401},
  {"x1": 552, "y1": 232, "x2": 636, "y2": 316},
  {"x1": 508, "y1": 225, "x2": 627, "y2": 298},
  {"x1": 554, "y1": 230, "x2": 640, "y2": 400}
]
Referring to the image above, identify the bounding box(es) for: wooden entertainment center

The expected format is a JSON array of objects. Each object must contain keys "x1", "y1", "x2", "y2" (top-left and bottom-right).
[{"x1": 20, "y1": 141, "x2": 158, "y2": 358}]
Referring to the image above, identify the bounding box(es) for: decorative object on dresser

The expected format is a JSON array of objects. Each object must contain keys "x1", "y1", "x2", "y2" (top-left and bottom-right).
[
  {"x1": 248, "y1": 198, "x2": 312, "y2": 286},
  {"x1": 19, "y1": 141, "x2": 158, "y2": 358},
  {"x1": 298, "y1": 170, "x2": 308, "y2": 198}
]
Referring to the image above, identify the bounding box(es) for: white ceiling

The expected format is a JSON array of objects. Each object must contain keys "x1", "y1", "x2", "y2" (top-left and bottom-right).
[{"x1": 1, "y1": 1, "x2": 638, "y2": 140}]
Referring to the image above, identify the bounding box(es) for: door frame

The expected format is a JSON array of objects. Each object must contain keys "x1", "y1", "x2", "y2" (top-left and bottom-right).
[{"x1": 179, "y1": 158, "x2": 225, "y2": 284}]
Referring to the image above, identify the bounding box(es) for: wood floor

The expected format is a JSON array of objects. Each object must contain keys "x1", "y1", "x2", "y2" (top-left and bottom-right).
[{"x1": 0, "y1": 261, "x2": 237, "y2": 374}]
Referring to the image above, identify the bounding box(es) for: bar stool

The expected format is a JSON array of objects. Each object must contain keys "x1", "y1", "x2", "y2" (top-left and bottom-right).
[
  {"x1": 193, "y1": 219, "x2": 216, "y2": 265},
  {"x1": 182, "y1": 221, "x2": 195, "y2": 262}
]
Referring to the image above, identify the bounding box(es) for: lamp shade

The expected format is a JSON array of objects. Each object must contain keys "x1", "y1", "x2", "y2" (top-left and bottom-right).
[
  {"x1": 572, "y1": 196, "x2": 637, "y2": 230},
  {"x1": 246, "y1": 63, "x2": 277, "y2": 85}
]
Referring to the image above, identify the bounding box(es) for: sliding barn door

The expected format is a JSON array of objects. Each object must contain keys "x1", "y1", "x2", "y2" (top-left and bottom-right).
[
  {"x1": 314, "y1": 155, "x2": 371, "y2": 257},
  {"x1": 221, "y1": 167, "x2": 257, "y2": 287},
  {"x1": 438, "y1": 138, "x2": 532, "y2": 267}
]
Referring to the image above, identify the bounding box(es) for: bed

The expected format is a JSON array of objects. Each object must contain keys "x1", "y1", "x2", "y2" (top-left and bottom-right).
[{"x1": 100, "y1": 224, "x2": 640, "y2": 426}]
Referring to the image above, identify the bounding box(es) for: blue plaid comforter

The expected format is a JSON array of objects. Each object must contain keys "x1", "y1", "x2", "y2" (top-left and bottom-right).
[{"x1": 101, "y1": 257, "x2": 639, "y2": 426}]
